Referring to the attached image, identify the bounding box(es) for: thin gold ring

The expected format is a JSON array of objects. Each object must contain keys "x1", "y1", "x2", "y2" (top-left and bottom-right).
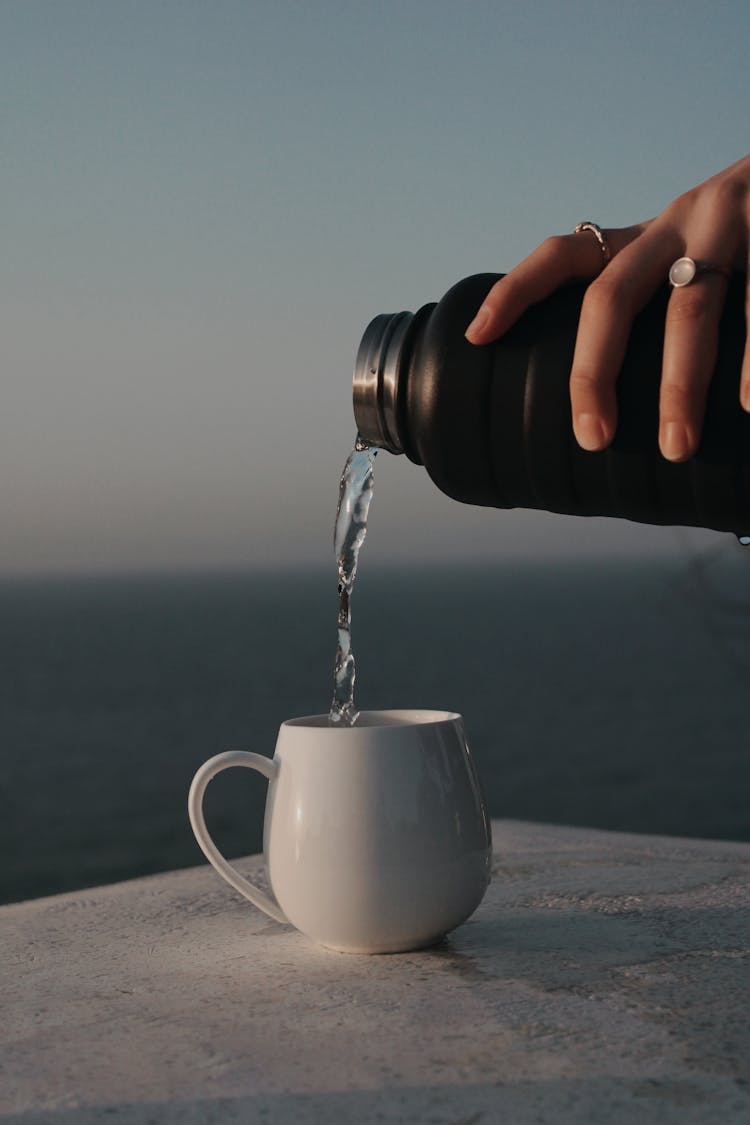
[{"x1": 573, "y1": 221, "x2": 612, "y2": 268}]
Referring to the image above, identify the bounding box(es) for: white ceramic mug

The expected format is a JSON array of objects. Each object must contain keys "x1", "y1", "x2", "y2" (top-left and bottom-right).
[{"x1": 188, "y1": 709, "x2": 492, "y2": 954}]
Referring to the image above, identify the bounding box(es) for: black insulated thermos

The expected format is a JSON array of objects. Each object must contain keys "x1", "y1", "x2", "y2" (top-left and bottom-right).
[{"x1": 352, "y1": 273, "x2": 749, "y2": 534}]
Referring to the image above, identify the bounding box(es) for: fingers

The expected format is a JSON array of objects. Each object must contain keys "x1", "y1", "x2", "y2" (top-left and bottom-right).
[
  {"x1": 465, "y1": 157, "x2": 750, "y2": 461},
  {"x1": 465, "y1": 225, "x2": 643, "y2": 344},
  {"x1": 569, "y1": 225, "x2": 682, "y2": 450},
  {"x1": 572, "y1": 173, "x2": 748, "y2": 456}
]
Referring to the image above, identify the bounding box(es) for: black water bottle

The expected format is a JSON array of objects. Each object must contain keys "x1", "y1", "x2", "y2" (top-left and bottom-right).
[{"x1": 352, "y1": 273, "x2": 749, "y2": 534}]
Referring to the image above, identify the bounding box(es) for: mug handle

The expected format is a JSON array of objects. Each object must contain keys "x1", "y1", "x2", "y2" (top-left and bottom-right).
[{"x1": 187, "y1": 750, "x2": 289, "y2": 925}]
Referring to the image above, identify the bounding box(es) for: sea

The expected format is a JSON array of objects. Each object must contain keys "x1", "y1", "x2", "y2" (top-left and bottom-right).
[{"x1": 2, "y1": 547, "x2": 750, "y2": 906}]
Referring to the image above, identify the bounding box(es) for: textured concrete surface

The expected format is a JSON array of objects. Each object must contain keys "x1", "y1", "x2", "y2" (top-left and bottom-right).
[{"x1": 2, "y1": 819, "x2": 750, "y2": 1124}]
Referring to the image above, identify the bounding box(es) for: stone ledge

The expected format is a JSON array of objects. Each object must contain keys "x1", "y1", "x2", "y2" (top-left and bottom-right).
[{"x1": 3, "y1": 820, "x2": 750, "y2": 1124}]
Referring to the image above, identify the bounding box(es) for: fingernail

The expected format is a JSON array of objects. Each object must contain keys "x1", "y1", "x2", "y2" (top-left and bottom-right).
[
  {"x1": 465, "y1": 306, "x2": 491, "y2": 343},
  {"x1": 661, "y1": 422, "x2": 689, "y2": 462},
  {"x1": 742, "y1": 384, "x2": 750, "y2": 413},
  {"x1": 575, "y1": 413, "x2": 607, "y2": 451}
]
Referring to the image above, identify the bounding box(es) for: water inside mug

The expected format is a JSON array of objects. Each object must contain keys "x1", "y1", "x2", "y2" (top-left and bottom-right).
[{"x1": 286, "y1": 710, "x2": 459, "y2": 729}]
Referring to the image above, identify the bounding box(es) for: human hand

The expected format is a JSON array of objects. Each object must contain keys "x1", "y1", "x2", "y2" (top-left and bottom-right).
[{"x1": 465, "y1": 154, "x2": 750, "y2": 462}]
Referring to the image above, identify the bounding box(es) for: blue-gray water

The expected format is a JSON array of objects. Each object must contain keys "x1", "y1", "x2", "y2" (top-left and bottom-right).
[{"x1": 3, "y1": 551, "x2": 750, "y2": 906}]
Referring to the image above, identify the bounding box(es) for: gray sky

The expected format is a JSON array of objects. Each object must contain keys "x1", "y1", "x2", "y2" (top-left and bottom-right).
[{"x1": 1, "y1": 0, "x2": 748, "y2": 574}]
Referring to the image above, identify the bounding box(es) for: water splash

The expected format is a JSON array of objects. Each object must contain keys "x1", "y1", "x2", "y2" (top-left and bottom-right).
[{"x1": 329, "y1": 435, "x2": 377, "y2": 725}]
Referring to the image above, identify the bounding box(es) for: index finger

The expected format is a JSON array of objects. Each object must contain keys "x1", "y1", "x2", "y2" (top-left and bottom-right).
[{"x1": 465, "y1": 223, "x2": 646, "y2": 344}]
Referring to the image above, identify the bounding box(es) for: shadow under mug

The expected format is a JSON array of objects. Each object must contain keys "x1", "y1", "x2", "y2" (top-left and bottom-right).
[{"x1": 188, "y1": 709, "x2": 492, "y2": 954}]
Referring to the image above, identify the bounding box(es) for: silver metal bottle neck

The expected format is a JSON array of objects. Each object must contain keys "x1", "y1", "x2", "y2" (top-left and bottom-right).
[{"x1": 352, "y1": 311, "x2": 414, "y2": 455}]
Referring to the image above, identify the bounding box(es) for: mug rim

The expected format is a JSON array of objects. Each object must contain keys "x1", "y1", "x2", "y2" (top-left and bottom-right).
[{"x1": 283, "y1": 709, "x2": 462, "y2": 730}]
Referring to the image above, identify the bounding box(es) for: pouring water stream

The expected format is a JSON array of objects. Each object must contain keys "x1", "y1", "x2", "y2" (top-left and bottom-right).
[{"x1": 329, "y1": 436, "x2": 377, "y2": 725}]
